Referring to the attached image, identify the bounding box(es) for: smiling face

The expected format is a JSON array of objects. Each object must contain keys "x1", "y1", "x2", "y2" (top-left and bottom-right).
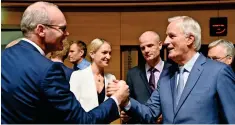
[
  {"x1": 43, "y1": 6, "x2": 69, "y2": 52},
  {"x1": 164, "y1": 20, "x2": 195, "y2": 64},
  {"x1": 91, "y1": 42, "x2": 112, "y2": 68}
]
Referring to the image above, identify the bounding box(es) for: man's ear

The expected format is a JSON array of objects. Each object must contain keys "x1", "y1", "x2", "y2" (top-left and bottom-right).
[
  {"x1": 227, "y1": 56, "x2": 233, "y2": 65},
  {"x1": 186, "y1": 34, "x2": 195, "y2": 46},
  {"x1": 80, "y1": 50, "x2": 84, "y2": 57},
  {"x1": 159, "y1": 41, "x2": 163, "y2": 50},
  {"x1": 36, "y1": 24, "x2": 46, "y2": 37}
]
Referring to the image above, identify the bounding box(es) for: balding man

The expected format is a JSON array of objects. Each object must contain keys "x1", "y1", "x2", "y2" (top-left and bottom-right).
[
  {"x1": 1, "y1": 1, "x2": 129, "y2": 124},
  {"x1": 121, "y1": 31, "x2": 171, "y2": 123},
  {"x1": 208, "y1": 39, "x2": 234, "y2": 66}
]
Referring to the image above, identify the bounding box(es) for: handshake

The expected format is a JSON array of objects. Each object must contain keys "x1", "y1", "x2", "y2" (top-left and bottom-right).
[{"x1": 106, "y1": 80, "x2": 130, "y2": 108}]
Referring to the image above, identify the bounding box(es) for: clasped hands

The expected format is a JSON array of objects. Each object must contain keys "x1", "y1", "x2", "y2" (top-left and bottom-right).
[
  {"x1": 106, "y1": 80, "x2": 129, "y2": 107},
  {"x1": 106, "y1": 80, "x2": 131, "y2": 122}
]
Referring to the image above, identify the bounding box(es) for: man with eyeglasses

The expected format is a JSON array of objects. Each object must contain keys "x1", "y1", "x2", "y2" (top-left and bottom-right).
[
  {"x1": 1, "y1": 1, "x2": 129, "y2": 124},
  {"x1": 208, "y1": 39, "x2": 234, "y2": 66}
]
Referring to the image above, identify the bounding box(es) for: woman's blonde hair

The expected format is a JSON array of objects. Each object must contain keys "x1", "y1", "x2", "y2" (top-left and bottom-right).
[{"x1": 88, "y1": 38, "x2": 110, "y2": 62}]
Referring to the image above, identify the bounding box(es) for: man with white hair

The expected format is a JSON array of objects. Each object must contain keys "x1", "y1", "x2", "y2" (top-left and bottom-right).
[
  {"x1": 109, "y1": 16, "x2": 235, "y2": 124},
  {"x1": 208, "y1": 39, "x2": 234, "y2": 66}
]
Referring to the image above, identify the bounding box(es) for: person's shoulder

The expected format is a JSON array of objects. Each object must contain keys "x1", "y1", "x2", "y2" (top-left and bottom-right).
[
  {"x1": 105, "y1": 73, "x2": 116, "y2": 79},
  {"x1": 128, "y1": 65, "x2": 143, "y2": 73},
  {"x1": 205, "y1": 58, "x2": 228, "y2": 68},
  {"x1": 83, "y1": 58, "x2": 91, "y2": 65},
  {"x1": 72, "y1": 65, "x2": 90, "y2": 75}
]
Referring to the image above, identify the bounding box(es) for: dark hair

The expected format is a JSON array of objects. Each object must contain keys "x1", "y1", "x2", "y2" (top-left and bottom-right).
[{"x1": 71, "y1": 40, "x2": 87, "y2": 58}]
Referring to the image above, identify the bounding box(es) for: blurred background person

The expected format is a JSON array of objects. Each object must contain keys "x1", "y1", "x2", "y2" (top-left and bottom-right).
[
  {"x1": 69, "y1": 38, "x2": 116, "y2": 112},
  {"x1": 208, "y1": 39, "x2": 234, "y2": 66},
  {"x1": 68, "y1": 40, "x2": 90, "y2": 70},
  {"x1": 5, "y1": 38, "x2": 22, "y2": 49},
  {"x1": 47, "y1": 39, "x2": 73, "y2": 81}
]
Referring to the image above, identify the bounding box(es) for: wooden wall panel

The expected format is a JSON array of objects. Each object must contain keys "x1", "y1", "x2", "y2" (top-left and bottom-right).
[
  {"x1": 64, "y1": 12, "x2": 121, "y2": 46},
  {"x1": 1, "y1": 10, "x2": 23, "y2": 25},
  {"x1": 121, "y1": 11, "x2": 171, "y2": 45},
  {"x1": 104, "y1": 45, "x2": 121, "y2": 79},
  {"x1": 217, "y1": 9, "x2": 235, "y2": 42},
  {"x1": 120, "y1": 9, "x2": 235, "y2": 45},
  {"x1": 2, "y1": 6, "x2": 235, "y2": 84}
]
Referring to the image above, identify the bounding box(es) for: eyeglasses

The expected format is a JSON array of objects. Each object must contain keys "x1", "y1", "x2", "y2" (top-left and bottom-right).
[
  {"x1": 42, "y1": 24, "x2": 67, "y2": 33},
  {"x1": 209, "y1": 55, "x2": 229, "y2": 61}
]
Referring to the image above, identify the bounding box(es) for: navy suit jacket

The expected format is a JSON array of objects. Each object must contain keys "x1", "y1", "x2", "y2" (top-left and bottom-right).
[
  {"x1": 1, "y1": 40, "x2": 119, "y2": 124},
  {"x1": 61, "y1": 64, "x2": 73, "y2": 81},
  {"x1": 127, "y1": 54, "x2": 235, "y2": 124}
]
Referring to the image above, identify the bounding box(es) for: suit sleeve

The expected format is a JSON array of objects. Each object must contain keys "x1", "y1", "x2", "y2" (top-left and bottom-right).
[
  {"x1": 41, "y1": 63, "x2": 119, "y2": 124},
  {"x1": 216, "y1": 65, "x2": 235, "y2": 124},
  {"x1": 126, "y1": 70, "x2": 135, "y2": 99},
  {"x1": 126, "y1": 84, "x2": 161, "y2": 123}
]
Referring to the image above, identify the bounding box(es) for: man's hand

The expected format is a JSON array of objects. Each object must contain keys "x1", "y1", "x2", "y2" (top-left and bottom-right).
[
  {"x1": 106, "y1": 80, "x2": 119, "y2": 97},
  {"x1": 120, "y1": 110, "x2": 131, "y2": 123},
  {"x1": 111, "y1": 80, "x2": 129, "y2": 107}
]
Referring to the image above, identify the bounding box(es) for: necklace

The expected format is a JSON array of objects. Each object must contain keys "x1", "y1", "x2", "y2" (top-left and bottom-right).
[{"x1": 96, "y1": 74, "x2": 103, "y2": 83}]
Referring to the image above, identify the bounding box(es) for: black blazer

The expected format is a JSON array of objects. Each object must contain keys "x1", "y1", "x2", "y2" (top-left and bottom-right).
[{"x1": 127, "y1": 62, "x2": 172, "y2": 104}]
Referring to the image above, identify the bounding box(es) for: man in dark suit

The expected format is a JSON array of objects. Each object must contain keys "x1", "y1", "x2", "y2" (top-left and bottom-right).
[
  {"x1": 110, "y1": 16, "x2": 235, "y2": 124},
  {"x1": 1, "y1": 1, "x2": 129, "y2": 124},
  {"x1": 122, "y1": 31, "x2": 171, "y2": 123}
]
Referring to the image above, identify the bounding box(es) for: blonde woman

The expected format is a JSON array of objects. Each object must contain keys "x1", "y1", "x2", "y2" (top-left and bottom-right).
[{"x1": 69, "y1": 38, "x2": 116, "y2": 112}]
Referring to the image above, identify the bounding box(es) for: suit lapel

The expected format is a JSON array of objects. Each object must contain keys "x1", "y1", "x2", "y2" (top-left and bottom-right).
[
  {"x1": 169, "y1": 65, "x2": 178, "y2": 114},
  {"x1": 139, "y1": 66, "x2": 152, "y2": 94},
  {"x1": 174, "y1": 54, "x2": 206, "y2": 115}
]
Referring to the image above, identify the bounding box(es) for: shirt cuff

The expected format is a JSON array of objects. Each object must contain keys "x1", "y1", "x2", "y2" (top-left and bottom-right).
[
  {"x1": 124, "y1": 100, "x2": 131, "y2": 111},
  {"x1": 111, "y1": 96, "x2": 119, "y2": 106}
]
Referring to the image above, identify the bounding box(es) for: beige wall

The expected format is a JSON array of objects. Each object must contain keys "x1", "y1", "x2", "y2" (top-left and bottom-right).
[{"x1": 2, "y1": 6, "x2": 235, "y2": 79}]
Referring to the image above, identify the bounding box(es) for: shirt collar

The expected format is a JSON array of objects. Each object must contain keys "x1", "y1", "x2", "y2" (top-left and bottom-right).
[
  {"x1": 77, "y1": 58, "x2": 88, "y2": 69},
  {"x1": 180, "y1": 52, "x2": 200, "y2": 72},
  {"x1": 145, "y1": 59, "x2": 164, "y2": 72},
  {"x1": 22, "y1": 38, "x2": 45, "y2": 56}
]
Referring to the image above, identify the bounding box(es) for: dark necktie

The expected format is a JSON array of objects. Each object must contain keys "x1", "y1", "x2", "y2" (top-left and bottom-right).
[
  {"x1": 149, "y1": 68, "x2": 157, "y2": 93},
  {"x1": 175, "y1": 67, "x2": 185, "y2": 107}
]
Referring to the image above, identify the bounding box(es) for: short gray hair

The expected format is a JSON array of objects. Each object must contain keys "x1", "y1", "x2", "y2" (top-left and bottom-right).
[
  {"x1": 20, "y1": 1, "x2": 58, "y2": 36},
  {"x1": 168, "y1": 16, "x2": 201, "y2": 51},
  {"x1": 209, "y1": 39, "x2": 234, "y2": 58}
]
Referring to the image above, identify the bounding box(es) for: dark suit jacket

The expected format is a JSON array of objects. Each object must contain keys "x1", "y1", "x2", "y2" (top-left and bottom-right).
[
  {"x1": 128, "y1": 54, "x2": 235, "y2": 124},
  {"x1": 1, "y1": 40, "x2": 119, "y2": 124},
  {"x1": 127, "y1": 62, "x2": 171, "y2": 104},
  {"x1": 125, "y1": 62, "x2": 171, "y2": 123},
  {"x1": 61, "y1": 64, "x2": 73, "y2": 81}
]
